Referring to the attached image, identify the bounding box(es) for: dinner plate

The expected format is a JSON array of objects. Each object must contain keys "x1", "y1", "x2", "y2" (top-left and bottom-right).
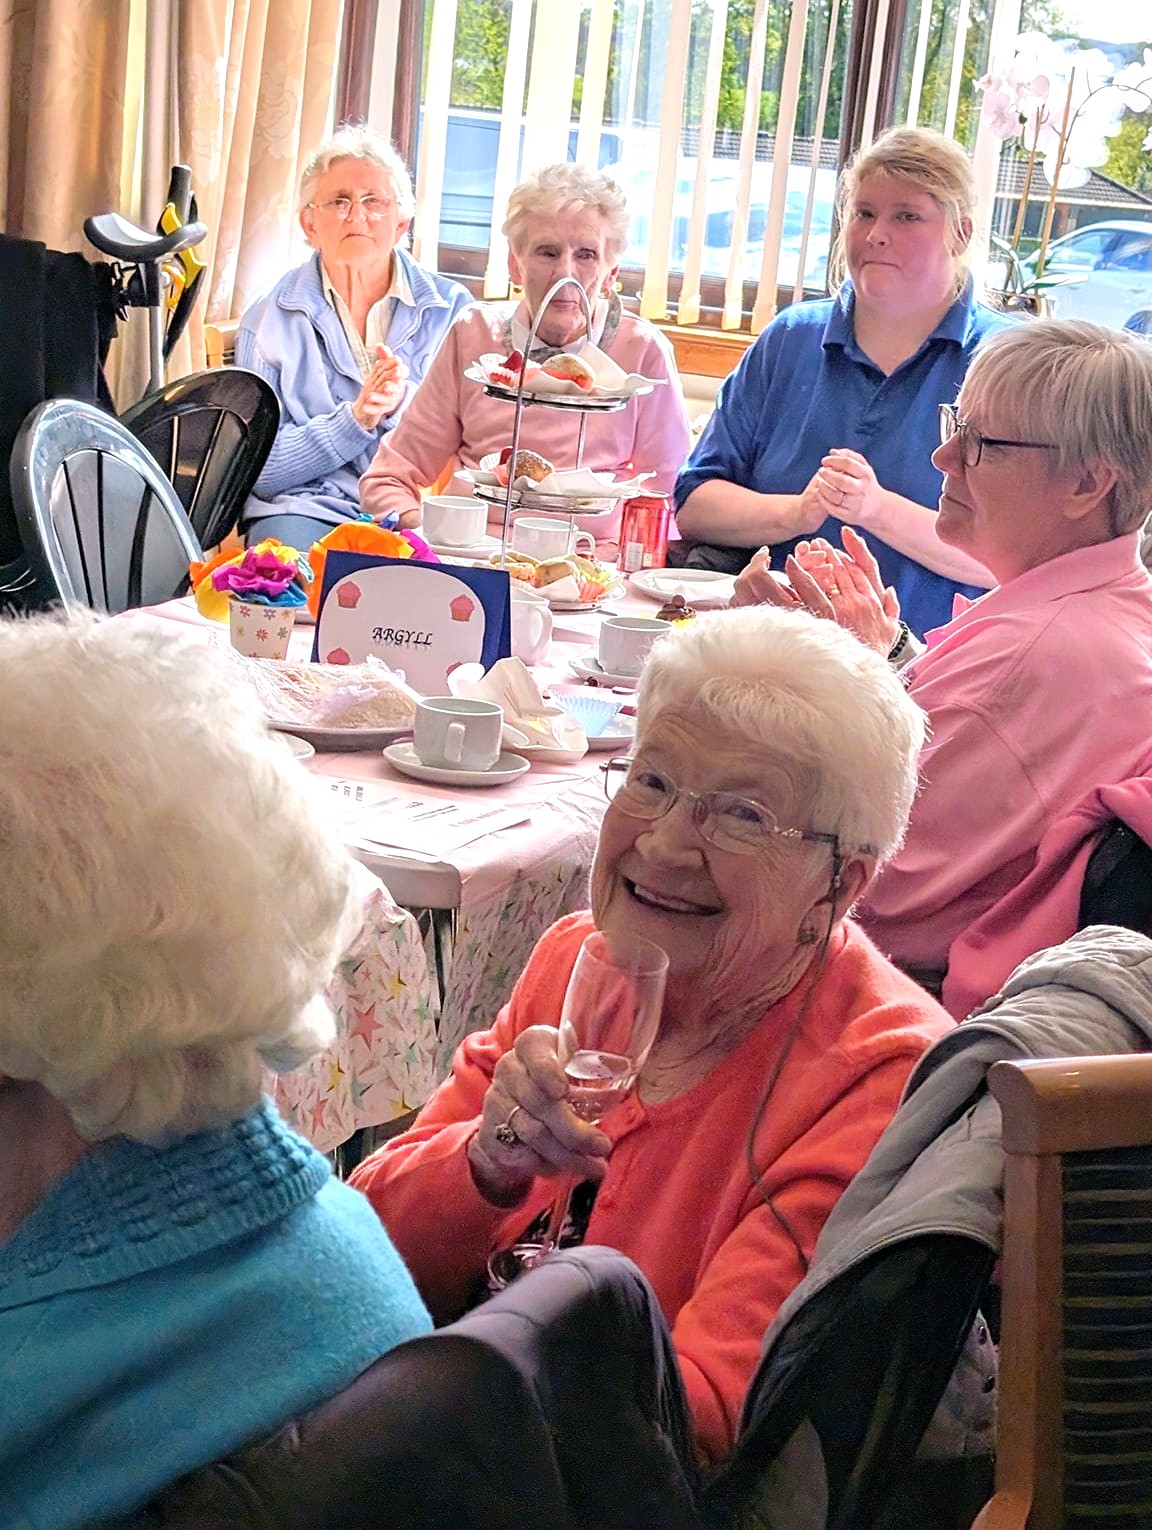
[
  {"x1": 383, "y1": 742, "x2": 532, "y2": 787},
  {"x1": 268, "y1": 718, "x2": 413, "y2": 752},
  {"x1": 567, "y1": 652, "x2": 640, "y2": 690},
  {"x1": 628, "y1": 568, "x2": 736, "y2": 609}
]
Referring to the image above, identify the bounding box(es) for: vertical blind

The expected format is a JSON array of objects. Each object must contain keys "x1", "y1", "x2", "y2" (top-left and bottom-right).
[{"x1": 408, "y1": 0, "x2": 1021, "y2": 331}]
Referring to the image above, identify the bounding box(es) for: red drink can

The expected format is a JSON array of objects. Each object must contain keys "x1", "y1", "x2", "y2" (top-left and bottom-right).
[{"x1": 618, "y1": 493, "x2": 672, "y2": 573}]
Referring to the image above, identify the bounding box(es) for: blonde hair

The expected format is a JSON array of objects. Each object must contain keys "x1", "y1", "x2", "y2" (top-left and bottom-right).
[
  {"x1": 960, "y1": 319, "x2": 1152, "y2": 536},
  {"x1": 299, "y1": 122, "x2": 415, "y2": 224},
  {"x1": 0, "y1": 613, "x2": 363, "y2": 1143},
  {"x1": 828, "y1": 126, "x2": 977, "y2": 291},
  {"x1": 503, "y1": 163, "x2": 630, "y2": 262},
  {"x1": 636, "y1": 606, "x2": 926, "y2": 864}
]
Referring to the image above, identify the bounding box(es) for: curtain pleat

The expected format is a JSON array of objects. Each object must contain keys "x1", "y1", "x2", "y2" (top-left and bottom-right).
[
  {"x1": 482, "y1": 0, "x2": 533, "y2": 298},
  {"x1": 942, "y1": 0, "x2": 972, "y2": 138},
  {"x1": 574, "y1": 0, "x2": 614, "y2": 167},
  {"x1": 751, "y1": 0, "x2": 810, "y2": 332},
  {"x1": 677, "y1": 0, "x2": 729, "y2": 327},
  {"x1": 721, "y1": 0, "x2": 770, "y2": 330},
  {"x1": 792, "y1": 0, "x2": 842, "y2": 304},
  {"x1": 638, "y1": 0, "x2": 692, "y2": 322},
  {"x1": 412, "y1": 0, "x2": 458, "y2": 266},
  {"x1": 904, "y1": 0, "x2": 934, "y2": 124},
  {"x1": 521, "y1": 0, "x2": 581, "y2": 171}
]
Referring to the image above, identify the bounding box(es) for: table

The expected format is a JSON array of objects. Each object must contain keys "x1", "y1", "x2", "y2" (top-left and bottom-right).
[{"x1": 130, "y1": 586, "x2": 655, "y2": 1145}]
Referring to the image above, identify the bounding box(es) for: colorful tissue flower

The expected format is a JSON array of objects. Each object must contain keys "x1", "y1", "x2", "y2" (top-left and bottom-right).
[
  {"x1": 190, "y1": 539, "x2": 312, "y2": 622},
  {"x1": 211, "y1": 548, "x2": 305, "y2": 604},
  {"x1": 306, "y1": 516, "x2": 440, "y2": 617}
]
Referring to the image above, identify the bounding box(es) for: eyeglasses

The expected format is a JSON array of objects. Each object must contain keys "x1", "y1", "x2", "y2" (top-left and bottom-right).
[
  {"x1": 938, "y1": 403, "x2": 1058, "y2": 469},
  {"x1": 601, "y1": 757, "x2": 849, "y2": 869},
  {"x1": 307, "y1": 194, "x2": 395, "y2": 222}
]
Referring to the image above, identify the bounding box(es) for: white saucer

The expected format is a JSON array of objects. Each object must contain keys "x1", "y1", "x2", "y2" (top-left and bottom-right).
[
  {"x1": 584, "y1": 716, "x2": 636, "y2": 751},
  {"x1": 568, "y1": 653, "x2": 641, "y2": 690},
  {"x1": 628, "y1": 568, "x2": 736, "y2": 609},
  {"x1": 274, "y1": 731, "x2": 316, "y2": 762},
  {"x1": 425, "y1": 534, "x2": 502, "y2": 561},
  {"x1": 383, "y1": 742, "x2": 532, "y2": 787}
]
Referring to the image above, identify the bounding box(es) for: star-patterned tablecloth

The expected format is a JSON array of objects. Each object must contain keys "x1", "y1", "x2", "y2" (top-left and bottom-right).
[{"x1": 267, "y1": 863, "x2": 439, "y2": 1155}]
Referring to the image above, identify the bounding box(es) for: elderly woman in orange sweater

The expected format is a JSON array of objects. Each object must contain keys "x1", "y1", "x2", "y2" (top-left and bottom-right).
[{"x1": 351, "y1": 606, "x2": 953, "y2": 1466}]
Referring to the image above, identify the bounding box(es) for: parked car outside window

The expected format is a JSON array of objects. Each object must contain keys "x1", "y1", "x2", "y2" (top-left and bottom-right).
[{"x1": 1019, "y1": 219, "x2": 1152, "y2": 335}]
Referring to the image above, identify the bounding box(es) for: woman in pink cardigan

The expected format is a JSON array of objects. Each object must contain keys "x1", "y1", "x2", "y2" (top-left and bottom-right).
[{"x1": 359, "y1": 163, "x2": 691, "y2": 545}]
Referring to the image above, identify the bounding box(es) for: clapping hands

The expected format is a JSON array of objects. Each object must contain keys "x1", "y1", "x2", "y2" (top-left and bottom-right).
[
  {"x1": 730, "y1": 526, "x2": 902, "y2": 656},
  {"x1": 351, "y1": 344, "x2": 409, "y2": 430}
]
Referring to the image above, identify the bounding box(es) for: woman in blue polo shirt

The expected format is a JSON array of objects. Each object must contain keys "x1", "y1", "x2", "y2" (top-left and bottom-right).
[
  {"x1": 236, "y1": 123, "x2": 471, "y2": 549},
  {"x1": 674, "y1": 127, "x2": 1012, "y2": 637}
]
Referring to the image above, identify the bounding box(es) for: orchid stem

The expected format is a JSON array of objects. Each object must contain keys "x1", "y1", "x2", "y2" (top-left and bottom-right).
[
  {"x1": 1011, "y1": 134, "x2": 1039, "y2": 254},
  {"x1": 1036, "y1": 68, "x2": 1076, "y2": 282}
]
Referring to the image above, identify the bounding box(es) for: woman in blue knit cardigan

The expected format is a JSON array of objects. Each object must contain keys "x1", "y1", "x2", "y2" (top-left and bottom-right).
[{"x1": 0, "y1": 613, "x2": 430, "y2": 1530}]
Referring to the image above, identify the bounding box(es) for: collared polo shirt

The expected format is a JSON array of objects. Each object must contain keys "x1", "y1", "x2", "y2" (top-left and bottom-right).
[
  {"x1": 860, "y1": 532, "x2": 1152, "y2": 980},
  {"x1": 321, "y1": 256, "x2": 414, "y2": 378},
  {"x1": 674, "y1": 281, "x2": 1013, "y2": 635}
]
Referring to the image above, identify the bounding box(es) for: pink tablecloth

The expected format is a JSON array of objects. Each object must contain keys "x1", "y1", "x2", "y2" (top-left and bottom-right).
[{"x1": 125, "y1": 587, "x2": 655, "y2": 1136}]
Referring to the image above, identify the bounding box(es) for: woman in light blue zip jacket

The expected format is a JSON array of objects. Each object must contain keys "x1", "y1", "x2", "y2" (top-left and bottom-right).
[{"x1": 236, "y1": 123, "x2": 471, "y2": 549}]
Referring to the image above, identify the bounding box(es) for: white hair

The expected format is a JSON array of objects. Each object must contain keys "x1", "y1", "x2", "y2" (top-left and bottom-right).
[
  {"x1": 0, "y1": 613, "x2": 363, "y2": 1144},
  {"x1": 961, "y1": 319, "x2": 1152, "y2": 536},
  {"x1": 503, "y1": 163, "x2": 630, "y2": 261},
  {"x1": 636, "y1": 607, "x2": 926, "y2": 863},
  {"x1": 299, "y1": 122, "x2": 416, "y2": 223}
]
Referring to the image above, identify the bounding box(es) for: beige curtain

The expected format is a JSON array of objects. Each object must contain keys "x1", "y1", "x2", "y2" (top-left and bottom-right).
[
  {"x1": 0, "y1": 0, "x2": 341, "y2": 387},
  {"x1": 174, "y1": 0, "x2": 343, "y2": 370},
  {"x1": 0, "y1": 0, "x2": 134, "y2": 247}
]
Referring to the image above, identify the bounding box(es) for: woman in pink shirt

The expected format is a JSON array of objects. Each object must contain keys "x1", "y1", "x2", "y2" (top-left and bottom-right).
[
  {"x1": 351, "y1": 607, "x2": 953, "y2": 1465},
  {"x1": 359, "y1": 163, "x2": 691, "y2": 545},
  {"x1": 734, "y1": 319, "x2": 1152, "y2": 1015}
]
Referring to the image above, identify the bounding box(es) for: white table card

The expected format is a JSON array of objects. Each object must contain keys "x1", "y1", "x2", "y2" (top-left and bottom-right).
[{"x1": 313, "y1": 551, "x2": 512, "y2": 694}]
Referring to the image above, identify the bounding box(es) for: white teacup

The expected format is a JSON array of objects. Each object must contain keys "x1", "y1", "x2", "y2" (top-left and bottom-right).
[
  {"x1": 511, "y1": 516, "x2": 596, "y2": 563},
  {"x1": 413, "y1": 697, "x2": 503, "y2": 771},
  {"x1": 597, "y1": 616, "x2": 672, "y2": 678},
  {"x1": 421, "y1": 495, "x2": 489, "y2": 548},
  {"x1": 509, "y1": 586, "x2": 554, "y2": 665}
]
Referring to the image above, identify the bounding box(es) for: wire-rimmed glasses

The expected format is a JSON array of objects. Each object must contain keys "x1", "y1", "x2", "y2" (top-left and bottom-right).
[
  {"x1": 307, "y1": 194, "x2": 395, "y2": 222},
  {"x1": 600, "y1": 756, "x2": 847, "y2": 865},
  {"x1": 937, "y1": 403, "x2": 1058, "y2": 469}
]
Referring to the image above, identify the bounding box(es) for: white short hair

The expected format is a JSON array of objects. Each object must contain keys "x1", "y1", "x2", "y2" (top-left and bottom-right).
[
  {"x1": 636, "y1": 607, "x2": 926, "y2": 863},
  {"x1": 503, "y1": 163, "x2": 630, "y2": 262},
  {"x1": 961, "y1": 319, "x2": 1152, "y2": 536},
  {"x1": 0, "y1": 614, "x2": 362, "y2": 1143},
  {"x1": 299, "y1": 122, "x2": 416, "y2": 223}
]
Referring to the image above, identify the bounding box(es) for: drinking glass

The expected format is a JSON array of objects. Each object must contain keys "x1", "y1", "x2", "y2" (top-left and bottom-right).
[{"x1": 487, "y1": 929, "x2": 668, "y2": 1287}]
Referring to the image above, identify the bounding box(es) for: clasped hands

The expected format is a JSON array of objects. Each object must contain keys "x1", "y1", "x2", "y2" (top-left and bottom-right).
[
  {"x1": 351, "y1": 343, "x2": 409, "y2": 430},
  {"x1": 467, "y1": 1026, "x2": 612, "y2": 1208},
  {"x1": 731, "y1": 524, "x2": 902, "y2": 657}
]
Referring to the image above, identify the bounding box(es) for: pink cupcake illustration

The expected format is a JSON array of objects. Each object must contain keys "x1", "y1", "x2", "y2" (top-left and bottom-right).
[{"x1": 449, "y1": 593, "x2": 475, "y2": 623}]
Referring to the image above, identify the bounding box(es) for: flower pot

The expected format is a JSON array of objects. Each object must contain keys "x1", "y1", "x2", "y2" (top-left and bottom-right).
[
  {"x1": 983, "y1": 288, "x2": 1052, "y2": 318},
  {"x1": 228, "y1": 599, "x2": 296, "y2": 660}
]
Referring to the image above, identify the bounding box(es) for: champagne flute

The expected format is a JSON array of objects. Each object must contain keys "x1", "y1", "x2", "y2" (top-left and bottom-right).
[{"x1": 489, "y1": 929, "x2": 668, "y2": 1286}]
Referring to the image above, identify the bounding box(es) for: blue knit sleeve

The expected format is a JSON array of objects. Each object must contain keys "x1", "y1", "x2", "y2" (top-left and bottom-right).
[{"x1": 235, "y1": 325, "x2": 377, "y2": 497}]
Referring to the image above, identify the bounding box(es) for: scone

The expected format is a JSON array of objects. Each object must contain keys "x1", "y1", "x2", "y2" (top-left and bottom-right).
[{"x1": 540, "y1": 353, "x2": 596, "y2": 390}]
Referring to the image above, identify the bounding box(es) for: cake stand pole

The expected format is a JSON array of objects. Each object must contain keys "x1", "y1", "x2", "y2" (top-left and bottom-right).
[{"x1": 497, "y1": 274, "x2": 596, "y2": 564}]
